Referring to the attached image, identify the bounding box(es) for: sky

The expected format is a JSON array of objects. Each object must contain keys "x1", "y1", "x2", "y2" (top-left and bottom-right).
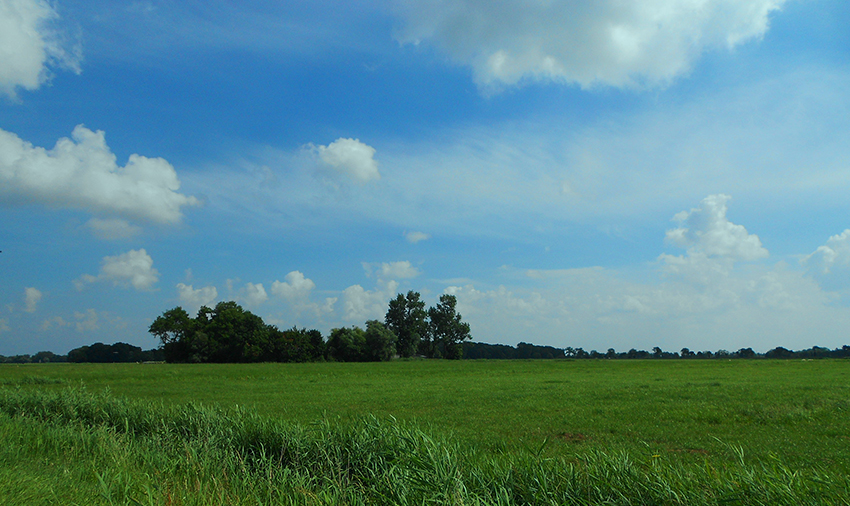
[{"x1": 2, "y1": 0, "x2": 850, "y2": 356}]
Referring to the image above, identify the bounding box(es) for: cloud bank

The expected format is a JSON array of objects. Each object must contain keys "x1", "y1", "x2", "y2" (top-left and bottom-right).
[
  {"x1": 0, "y1": 125, "x2": 199, "y2": 225},
  {"x1": 396, "y1": 0, "x2": 786, "y2": 90}
]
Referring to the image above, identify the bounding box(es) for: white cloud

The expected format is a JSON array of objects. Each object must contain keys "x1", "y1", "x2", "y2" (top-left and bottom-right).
[
  {"x1": 664, "y1": 194, "x2": 768, "y2": 261},
  {"x1": 396, "y1": 0, "x2": 785, "y2": 90},
  {"x1": 803, "y1": 230, "x2": 850, "y2": 292},
  {"x1": 0, "y1": 0, "x2": 81, "y2": 97},
  {"x1": 23, "y1": 287, "x2": 41, "y2": 313},
  {"x1": 405, "y1": 231, "x2": 430, "y2": 243},
  {"x1": 86, "y1": 218, "x2": 142, "y2": 240},
  {"x1": 76, "y1": 249, "x2": 160, "y2": 291},
  {"x1": 0, "y1": 125, "x2": 199, "y2": 224},
  {"x1": 0, "y1": 318, "x2": 8, "y2": 332},
  {"x1": 74, "y1": 309, "x2": 99, "y2": 332},
  {"x1": 242, "y1": 282, "x2": 268, "y2": 306},
  {"x1": 341, "y1": 280, "x2": 398, "y2": 322},
  {"x1": 176, "y1": 283, "x2": 218, "y2": 311},
  {"x1": 383, "y1": 261, "x2": 421, "y2": 279},
  {"x1": 312, "y1": 138, "x2": 380, "y2": 182},
  {"x1": 363, "y1": 261, "x2": 421, "y2": 280},
  {"x1": 270, "y1": 271, "x2": 316, "y2": 300}
]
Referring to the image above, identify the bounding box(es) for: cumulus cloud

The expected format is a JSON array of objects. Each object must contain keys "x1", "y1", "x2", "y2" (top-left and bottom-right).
[
  {"x1": 803, "y1": 230, "x2": 850, "y2": 292},
  {"x1": 405, "y1": 231, "x2": 430, "y2": 243},
  {"x1": 364, "y1": 261, "x2": 421, "y2": 280},
  {"x1": 177, "y1": 283, "x2": 218, "y2": 311},
  {"x1": 86, "y1": 218, "x2": 142, "y2": 240},
  {"x1": 23, "y1": 287, "x2": 41, "y2": 313},
  {"x1": 270, "y1": 271, "x2": 316, "y2": 301},
  {"x1": 0, "y1": 125, "x2": 199, "y2": 224},
  {"x1": 76, "y1": 249, "x2": 160, "y2": 291},
  {"x1": 341, "y1": 280, "x2": 398, "y2": 321},
  {"x1": 312, "y1": 138, "x2": 380, "y2": 182},
  {"x1": 664, "y1": 195, "x2": 768, "y2": 261},
  {"x1": 0, "y1": 0, "x2": 81, "y2": 97},
  {"x1": 395, "y1": 0, "x2": 785, "y2": 90},
  {"x1": 242, "y1": 282, "x2": 268, "y2": 306}
]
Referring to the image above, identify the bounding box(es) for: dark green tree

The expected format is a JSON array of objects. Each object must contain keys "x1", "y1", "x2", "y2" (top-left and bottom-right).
[
  {"x1": 149, "y1": 306, "x2": 194, "y2": 362},
  {"x1": 270, "y1": 327, "x2": 326, "y2": 362},
  {"x1": 385, "y1": 291, "x2": 428, "y2": 358},
  {"x1": 326, "y1": 326, "x2": 367, "y2": 362},
  {"x1": 364, "y1": 320, "x2": 397, "y2": 362},
  {"x1": 427, "y1": 294, "x2": 471, "y2": 359}
]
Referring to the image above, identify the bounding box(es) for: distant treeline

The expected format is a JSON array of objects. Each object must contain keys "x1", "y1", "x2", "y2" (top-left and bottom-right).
[
  {"x1": 0, "y1": 342, "x2": 163, "y2": 364},
  {"x1": 3, "y1": 295, "x2": 849, "y2": 364},
  {"x1": 461, "y1": 342, "x2": 850, "y2": 360},
  {"x1": 4, "y1": 342, "x2": 850, "y2": 364}
]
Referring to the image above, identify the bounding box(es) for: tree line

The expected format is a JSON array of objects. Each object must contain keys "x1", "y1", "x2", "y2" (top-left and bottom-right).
[
  {"x1": 147, "y1": 292, "x2": 471, "y2": 363},
  {"x1": 461, "y1": 342, "x2": 850, "y2": 360},
  {"x1": 4, "y1": 291, "x2": 848, "y2": 363}
]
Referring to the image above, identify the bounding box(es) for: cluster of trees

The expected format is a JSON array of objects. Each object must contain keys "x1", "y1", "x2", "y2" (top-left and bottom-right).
[
  {"x1": 385, "y1": 291, "x2": 471, "y2": 359},
  {"x1": 460, "y1": 343, "x2": 850, "y2": 360},
  {"x1": 147, "y1": 293, "x2": 472, "y2": 363},
  {"x1": 0, "y1": 343, "x2": 162, "y2": 364},
  {"x1": 67, "y1": 342, "x2": 163, "y2": 363},
  {"x1": 149, "y1": 301, "x2": 326, "y2": 363}
]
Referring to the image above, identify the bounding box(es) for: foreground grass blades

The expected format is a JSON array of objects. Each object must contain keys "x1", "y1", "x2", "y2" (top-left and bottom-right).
[{"x1": 0, "y1": 388, "x2": 846, "y2": 505}]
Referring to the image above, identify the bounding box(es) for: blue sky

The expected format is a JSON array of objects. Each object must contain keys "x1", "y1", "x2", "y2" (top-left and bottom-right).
[{"x1": 2, "y1": 0, "x2": 850, "y2": 355}]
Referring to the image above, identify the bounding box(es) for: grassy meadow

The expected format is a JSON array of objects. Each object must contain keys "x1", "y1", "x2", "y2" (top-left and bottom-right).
[{"x1": 1, "y1": 359, "x2": 848, "y2": 504}]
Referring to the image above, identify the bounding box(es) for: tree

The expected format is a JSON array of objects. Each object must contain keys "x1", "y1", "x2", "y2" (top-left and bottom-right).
[
  {"x1": 200, "y1": 301, "x2": 271, "y2": 362},
  {"x1": 364, "y1": 320, "x2": 397, "y2": 361},
  {"x1": 326, "y1": 326, "x2": 367, "y2": 362},
  {"x1": 427, "y1": 294, "x2": 471, "y2": 359},
  {"x1": 149, "y1": 307, "x2": 193, "y2": 362},
  {"x1": 385, "y1": 291, "x2": 428, "y2": 358},
  {"x1": 270, "y1": 326, "x2": 326, "y2": 362}
]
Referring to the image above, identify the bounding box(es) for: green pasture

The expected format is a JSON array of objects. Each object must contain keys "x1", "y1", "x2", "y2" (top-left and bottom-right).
[{"x1": 1, "y1": 359, "x2": 848, "y2": 473}]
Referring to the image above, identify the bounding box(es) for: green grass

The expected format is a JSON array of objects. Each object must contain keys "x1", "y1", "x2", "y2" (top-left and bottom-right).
[
  {"x1": 2, "y1": 359, "x2": 848, "y2": 472},
  {"x1": 0, "y1": 387, "x2": 847, "y2": 505}
]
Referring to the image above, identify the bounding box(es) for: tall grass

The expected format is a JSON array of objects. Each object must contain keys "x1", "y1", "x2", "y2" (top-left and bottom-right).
[{"x1": 0, "y1": 388, "x2": 846, "y2": 505}]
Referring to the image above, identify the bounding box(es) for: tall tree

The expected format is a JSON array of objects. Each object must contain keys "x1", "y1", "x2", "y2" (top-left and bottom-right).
[
  {"x1": 428, "y1": 294, "x2": 471, "y2": 360},
  {"x1": 385, "y1": 291, "x2": 428, "y2": 358}
]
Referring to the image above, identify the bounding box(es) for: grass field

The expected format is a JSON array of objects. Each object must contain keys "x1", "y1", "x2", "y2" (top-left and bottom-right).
[{"x1": 1, "y1": 359, "x2": 848, "y2": 504}]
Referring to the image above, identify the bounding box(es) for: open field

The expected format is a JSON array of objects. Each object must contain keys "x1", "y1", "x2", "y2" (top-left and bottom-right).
[{"x1": 1, "y1": 359, "x2": 849, "y2": 504}]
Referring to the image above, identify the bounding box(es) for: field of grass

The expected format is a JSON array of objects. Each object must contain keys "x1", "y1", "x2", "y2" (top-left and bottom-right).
[{"x1": 1, "y1": 359, "x2": 848, "y2": 504}]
